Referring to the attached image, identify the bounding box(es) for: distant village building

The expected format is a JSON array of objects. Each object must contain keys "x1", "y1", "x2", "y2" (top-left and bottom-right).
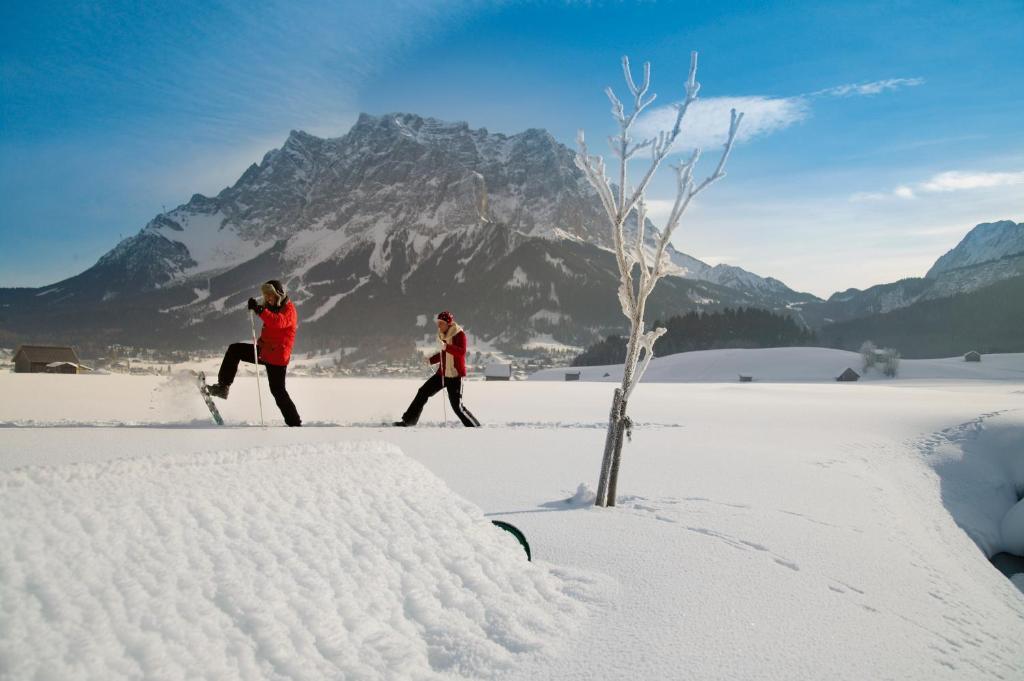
[
  {"x1": 564, "y1": 371, "x2": 581, "y2": 382},
  {"x1": 738, "y1": 375, "x2": 753, "y2": 382},
  {"x1": 836, "y1": 368, "x2": 860, "y2": 382},
  {"x1": 13, "y1": 345, "x2": 84, "y2": 374},
  {"x1": 964, "y1": 351, "x2": 982, "y2": 362},
  {"x1": 485, "y1": 363, "x2": 512, "y2": 381},
  {"x1": 46, "y1": 361, "x2": 88, "y2": 374}
]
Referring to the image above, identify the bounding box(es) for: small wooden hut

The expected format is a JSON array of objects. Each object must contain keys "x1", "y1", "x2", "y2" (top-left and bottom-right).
[
  {"x1": 13, "y1": 345, "x2": 82, "y2": 373},
  {"x1": 836, "y1": 368, "x2": 860, "y2": 382},
  {"x1": 485, "y1": 363, "x2": 512, "y2": 381}
]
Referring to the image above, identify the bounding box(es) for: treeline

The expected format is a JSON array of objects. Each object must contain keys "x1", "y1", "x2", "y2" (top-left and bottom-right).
[
  {"x1": 573, "y1": 307, "x2": 816, "y2": 366},
  {"x1": 819, "y1": 274, "x2": 1024, "y2": 358}
]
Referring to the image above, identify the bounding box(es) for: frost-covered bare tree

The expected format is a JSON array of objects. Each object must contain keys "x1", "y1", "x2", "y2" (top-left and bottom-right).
[
  {"x1": 881, "y1": 348, "x2": 900, "y2": 377},
  {"x1": 860, "y1": 340, "x2": 878, "y2": 372},
  {"x1": 575, "y1": 53, "x2": 743, "y2": 507}
]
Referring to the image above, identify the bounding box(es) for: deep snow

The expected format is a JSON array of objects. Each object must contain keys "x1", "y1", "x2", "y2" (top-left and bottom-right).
[
  {"x1": 2, "y1": 352, "x2": 1023, "y2": 679},
  {"x1": 0, "y1": 441, "x2": 604, "y2": 680}
]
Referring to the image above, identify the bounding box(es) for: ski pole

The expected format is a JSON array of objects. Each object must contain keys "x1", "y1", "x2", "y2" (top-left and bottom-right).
[
  {"x1": 249, "y1": 310, "x2": 266, "y2": 428},
  {"x1": 440, "y1": 343, "x2": 448, "y2": 428}
]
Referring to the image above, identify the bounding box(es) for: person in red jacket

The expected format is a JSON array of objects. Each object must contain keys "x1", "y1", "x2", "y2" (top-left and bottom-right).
[
  {"x1": 395, "y1": 310, "x2": 480, "y2": 427},
  {"x1": 206, "y1": 280, "x2": 302, "y2": 427}
]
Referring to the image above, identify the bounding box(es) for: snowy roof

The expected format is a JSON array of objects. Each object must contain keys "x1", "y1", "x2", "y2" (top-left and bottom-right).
[
  {"x1": 485, "y1": 363, "x2": 512, "y2": 376},
  {"x1": 13, "y1": 345, "x2": 79, "y2": 364}
]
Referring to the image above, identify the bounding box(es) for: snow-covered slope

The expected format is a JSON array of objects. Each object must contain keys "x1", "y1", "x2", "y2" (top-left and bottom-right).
[{"x1": 530, "y1": 347, "x2": 1024, "y2": 382}]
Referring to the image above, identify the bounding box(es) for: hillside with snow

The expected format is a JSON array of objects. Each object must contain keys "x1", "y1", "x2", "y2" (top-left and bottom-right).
[
  {"x1": 532, "y1": 347, "x2": 1024, "y2": 383},
  {"x1": 1, "y1": 363, "x2": 1022, "y2": 679}
]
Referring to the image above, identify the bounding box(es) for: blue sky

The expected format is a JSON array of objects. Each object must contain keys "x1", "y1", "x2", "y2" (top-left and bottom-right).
[{"x1": 1, "y1": 0, "x2": 1021, "y2": 296}]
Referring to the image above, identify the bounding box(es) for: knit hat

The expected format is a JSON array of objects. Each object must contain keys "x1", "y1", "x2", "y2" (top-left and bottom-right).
[
  {"x1": 261, "y1": 280, "x2": 286, "y2": 301},
  {"x1": 437, "y1": 310, "x2": 454, "y2": 323}
]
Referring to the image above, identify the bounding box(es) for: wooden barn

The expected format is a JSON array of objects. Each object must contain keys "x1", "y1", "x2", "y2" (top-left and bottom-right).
[
  {"x1": 13, "y1": 345, "x2": 83, "y2": 374},
  {"x1": 836, "y1": 367, "x2": 860, "y2": 382}
]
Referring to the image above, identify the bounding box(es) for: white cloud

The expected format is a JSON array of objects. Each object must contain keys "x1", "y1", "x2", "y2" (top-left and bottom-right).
[
  {"x1": 635, "y1": 96, "x2": 809, "y2": 149},
  {"x1": 850, "y1": 170, "x2": 1024, "y2": 202},
  {"x1": 919, "y1": 170, "x2": 1024, "y2": 192},
  {"x1": 643, "y1": 199, "x2": 677, "y2": 225},
  {"x1": 849, "y1": 191, "x2": 891, "y2": 202},
  {"x1": 633, "y1": 75, "x2": 922, "y2": 152},
  {"x1": 812, "y1": 78, "x2": 924, "y2": 98}
]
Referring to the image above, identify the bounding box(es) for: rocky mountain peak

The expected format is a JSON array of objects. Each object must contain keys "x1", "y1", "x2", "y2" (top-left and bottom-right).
[
  {"x1": 0, "y1": 111, "x2": 817, "y2": 355},
  {"x1": 926, "y1": 220, "x2": 1024, "y2": 278}
]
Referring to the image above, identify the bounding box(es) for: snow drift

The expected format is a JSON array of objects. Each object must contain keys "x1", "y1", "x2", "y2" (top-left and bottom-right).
[
  {"x1": 0, "y1": 441, "x2": 604, "y2": 680},
  {"x1": 919, "y1": 412, "x2": 1024, "y2": 557}
]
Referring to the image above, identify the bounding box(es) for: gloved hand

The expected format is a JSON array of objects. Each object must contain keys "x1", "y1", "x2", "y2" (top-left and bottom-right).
[{"x1": 247, "y1": 297, "x2": 264, "y2": 313}]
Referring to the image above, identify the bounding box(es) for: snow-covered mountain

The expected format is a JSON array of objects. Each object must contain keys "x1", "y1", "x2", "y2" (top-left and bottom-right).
[
  {"x1": 0, "y1": 113, "x2": 812, "y2": 353},
  {"x1": 667, "y1": 248, "x2": 797, "y2": 297},
  {"x1": 794, "y1": 220, "x2": 1024, "y2": 327},
  {"x1": 926, "y1": 220, "x2": 1024, "y2": 278}
]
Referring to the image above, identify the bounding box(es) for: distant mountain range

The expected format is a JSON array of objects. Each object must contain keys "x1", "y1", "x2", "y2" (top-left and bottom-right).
[
  {"x1": 0, "y1": 111, "x2": 1019, "y2": 358},
  {"x1": 0, "y1": 113, "x2": 812, "y2": 355},
  {"x1": 792, "y1": 220, "x2": 1024, "y2": 329},
  {"x1": 818, "y1": 272, "x2": 1024, "y2": 358}
]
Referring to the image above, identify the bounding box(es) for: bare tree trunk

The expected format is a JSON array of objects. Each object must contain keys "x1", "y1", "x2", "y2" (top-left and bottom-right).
[
  {"x1": 605, "y1": 396, "x2": 628, "y2": 506},
  {"x1": 575, "y1": 53, "x2": 742, "y2": 512},
  {"x1": 595, "y1": 388, "x2": 622, "y2": 506},
  {"x1": 603, "y1": 311, "x2": 642, "y2": 506}
]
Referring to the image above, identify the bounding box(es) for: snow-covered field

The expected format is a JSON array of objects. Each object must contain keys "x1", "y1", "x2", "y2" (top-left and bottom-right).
[
  {"x1": 531, "y1": 346, "x2": 1024, "y2": 383},
  {"x1": 2, "y1": 348, "x2": 1024, "y2": 680}
]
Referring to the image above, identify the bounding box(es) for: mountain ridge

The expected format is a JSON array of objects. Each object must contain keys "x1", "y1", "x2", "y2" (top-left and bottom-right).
[{"x1": 0, "y1": 112, "x2": 812, "y2": 353}]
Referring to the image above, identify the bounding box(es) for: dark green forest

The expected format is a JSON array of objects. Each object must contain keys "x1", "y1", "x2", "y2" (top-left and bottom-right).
[
  {"x1": 818, "y1": 274, "x2": 1024, "y2": 358},
  {"x1": 573, "y1": 307, "x2": 816, "y2": 366}
]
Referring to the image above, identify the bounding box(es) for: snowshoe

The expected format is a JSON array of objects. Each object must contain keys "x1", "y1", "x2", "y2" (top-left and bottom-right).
[{"x1": 194, "y1": 371, "x2": 225, "y2": 426}]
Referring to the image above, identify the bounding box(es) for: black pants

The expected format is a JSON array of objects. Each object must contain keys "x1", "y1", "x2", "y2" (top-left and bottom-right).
[
  {"x1": 402, "y1": 374, "x2": 480, "y2": 427},
  {"x1": 218, "y1": 342, "x2": 302, "y2": 426}
]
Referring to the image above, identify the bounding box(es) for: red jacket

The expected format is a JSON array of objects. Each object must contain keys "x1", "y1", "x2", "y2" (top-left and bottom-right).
[
  {"x1": 429, "y1": 326, "x2": 468, "y2": 378},
  {"x1": 257, "y1": 299, "x2": 297, "y2": 366}
]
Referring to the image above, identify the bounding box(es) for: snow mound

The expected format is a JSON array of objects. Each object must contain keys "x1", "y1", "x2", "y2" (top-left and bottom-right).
[
  {"x1": 530, "y1": 347, "x2": 1024, "y2": 383},
  {"x1": 1002, "y1": 500, "x2": 1024, "y2": 555},
  {"x1": 0, "y1": 441, "x2": 604, "y2": 680},
  {"x1": 566, "y1": 483, "x2": 597, "y2": 507},
  {"x1": 917, "y1": 411, "x2": 1024, "y2": 558}
]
